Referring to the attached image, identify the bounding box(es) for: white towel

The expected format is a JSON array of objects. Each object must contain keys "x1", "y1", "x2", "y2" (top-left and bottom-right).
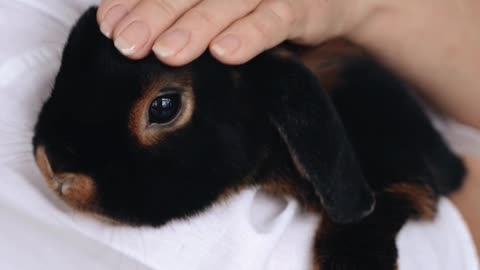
[{"x1": 0, "y1": 1, "x2": 478, "y2": 269}]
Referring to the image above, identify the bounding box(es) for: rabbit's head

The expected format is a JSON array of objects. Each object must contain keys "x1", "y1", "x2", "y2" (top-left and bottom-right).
[{"x1": 33, "y1": 7, "x2": 374, "y2": 226}]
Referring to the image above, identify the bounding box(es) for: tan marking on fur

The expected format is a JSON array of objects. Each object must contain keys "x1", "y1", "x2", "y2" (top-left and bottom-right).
[
  {"x1": 129, "y1": 73, "x2": 195, "y2": 147},
  {"x1": 35, "y1": 146, "x2": 98, "y2": 212},
  {"x1": 311, "y1": 252, "x2": 322, "y2": 270},
  {"x1": 450, "y1": 156, "x2": 480, "y2": 258},
  {"x1": 35, "y1": 146, "x2": 54, "y2": 180},
  {"x1": 312, "y1": 259, "x2": 320, "y2": 270},
  {"x1": 55, "y1": 172, "x2": 97, "y2": 211},
  {"x1": 385, "y1": 183, "x2": 436, "y2": 220},
  {"x1": 36, "y1": 146, "x2": 63, "y2": 194},
  {"x1": 80, "y1": 211, "x2": 124, "y2": 226},
  {"x1": 262, "y1": 176, "x2": 322, "y2": 212},
  {"x1": 216, "y1": 176, "x2": 255, "y2": 204}
]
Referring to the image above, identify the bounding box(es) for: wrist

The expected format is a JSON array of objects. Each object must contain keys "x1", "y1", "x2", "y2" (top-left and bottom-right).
[
  {"x1": 289, "y1": 0, "x2": 381, "y2": 45},
  {"x1": 450, "y1": 156, "x2": 480, "y2": 258},
  {"x1": 345, "y1": 0, "x2": 480, "y2": 128}
]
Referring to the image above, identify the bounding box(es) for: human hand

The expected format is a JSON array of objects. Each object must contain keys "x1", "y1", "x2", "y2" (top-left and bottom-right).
[
  {"x1": 348, "y1": 0, "x2": 480, "y2": 128},
  {"x1": 97, "y1": 0, "x2": 374, "y2": 66},
  {"x1": 97, "y1": 0, "x2": 480, "y2": 127}
]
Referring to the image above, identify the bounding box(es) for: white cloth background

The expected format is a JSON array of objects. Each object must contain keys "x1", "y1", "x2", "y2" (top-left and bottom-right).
[{"x1": 0, "y1": 1, "x2": 478, "y2": 269}]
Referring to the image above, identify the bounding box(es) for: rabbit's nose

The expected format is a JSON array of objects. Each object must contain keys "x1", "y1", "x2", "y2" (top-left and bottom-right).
[
  {"x1": 35, "y1": 146, "x2": 97, "y2": 209},
  {"x1": 52, "y1": 174, "x2": 80, "y2": 196}
]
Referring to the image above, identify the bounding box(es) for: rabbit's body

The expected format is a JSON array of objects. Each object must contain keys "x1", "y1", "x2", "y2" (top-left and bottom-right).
[
  {"x1": 297, "y1": 43, "x2": 466, "y2": 268},
  {"x1": 32, "y1": 7, "x2": 465, "y2": 270}
]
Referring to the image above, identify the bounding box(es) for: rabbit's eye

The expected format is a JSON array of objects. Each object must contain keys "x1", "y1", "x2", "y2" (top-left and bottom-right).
[{"x1": 149, "y1": 93, "x2": 182, "y2": 125}]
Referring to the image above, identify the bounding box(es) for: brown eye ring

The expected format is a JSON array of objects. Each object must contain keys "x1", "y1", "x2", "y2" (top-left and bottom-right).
[{"x1": 129, "y1": 83, "x2": 195, "y2": 148}]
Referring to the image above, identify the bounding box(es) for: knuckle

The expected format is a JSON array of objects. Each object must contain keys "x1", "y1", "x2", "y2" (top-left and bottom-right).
[
  {"x1": 250, "y1": 17, "x2": 276, "y2": 47},
  {"x1": 148, "y1": 0, "x2": 180, "y2": 20},
  {"x1": 264, "y1": 0, "x2": 296, "y2": 26},
  {"x1": 189, "y1": 8, "x2": 218, "y2": 27},
  {"x1": 98, "y1": 0, "x2": 119, "y2": 19}
]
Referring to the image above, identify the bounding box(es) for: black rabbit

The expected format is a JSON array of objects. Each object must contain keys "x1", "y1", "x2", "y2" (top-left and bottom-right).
[{"x1": 32, "y1": 7, "x2": 465, "y2": 270}]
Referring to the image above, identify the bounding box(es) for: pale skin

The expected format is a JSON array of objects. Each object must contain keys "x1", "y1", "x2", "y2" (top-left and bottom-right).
[{"x1": 98, "y1": 0, "x2": 480, "y2": 256}]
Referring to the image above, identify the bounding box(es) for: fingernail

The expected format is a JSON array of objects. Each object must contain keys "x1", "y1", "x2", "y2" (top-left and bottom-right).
[
  {"x1": 99, "y1": 5, "x2": 128, "y2": 38},
  {"x1": 115, "y1": 21, "x2": 150, "y2": 56},
  {"x1": 211, "y1": 35, "x2": 241, "y2": 57},
  {"x1": 153, "y1": 30, "x2": 191, "y2": 58}
]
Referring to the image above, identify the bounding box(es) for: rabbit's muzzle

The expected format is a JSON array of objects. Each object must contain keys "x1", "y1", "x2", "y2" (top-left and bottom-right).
[{"x1": 35, "y1": 146, "x2": 97, "y2": 211}]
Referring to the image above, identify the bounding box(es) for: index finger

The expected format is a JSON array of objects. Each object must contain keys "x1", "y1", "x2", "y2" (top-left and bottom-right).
[
  {"x1": 105, "y1": 0, "x2": 202, "y2": 59},
  {"x1": 97, "y1": 0, "x2": 139, "y2": 36}
]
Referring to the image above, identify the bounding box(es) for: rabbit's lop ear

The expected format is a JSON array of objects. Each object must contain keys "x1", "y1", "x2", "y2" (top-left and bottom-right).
[{"x1": 250, "y1": 53, "x2": 375, "y2": 224}]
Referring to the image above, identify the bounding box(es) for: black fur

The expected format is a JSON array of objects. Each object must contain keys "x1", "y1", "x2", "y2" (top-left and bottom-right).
[
  {"x1": 33, "y1": 7, "x2": 465, "y2": 270},
  {"x1": 241, "y1": 55, "x2": 375, "y2": 223},
  {"x1": 313, "y1": 57, "x2": 466, "y2": 269},
  {"x1": 331, "y1": 59, "x2": 465, "y2": 195}
]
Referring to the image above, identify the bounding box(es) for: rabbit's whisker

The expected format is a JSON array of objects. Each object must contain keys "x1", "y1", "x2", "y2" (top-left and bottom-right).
[
  {"x1": 0, "y1": 120, "x2": 33, "y2": 132},
  {"x1": 0, "y1": 155, "x2": 34, "y2": 164},
  {"x1": 0, "y1": 141, "x2": 32, "y2": 146}
]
